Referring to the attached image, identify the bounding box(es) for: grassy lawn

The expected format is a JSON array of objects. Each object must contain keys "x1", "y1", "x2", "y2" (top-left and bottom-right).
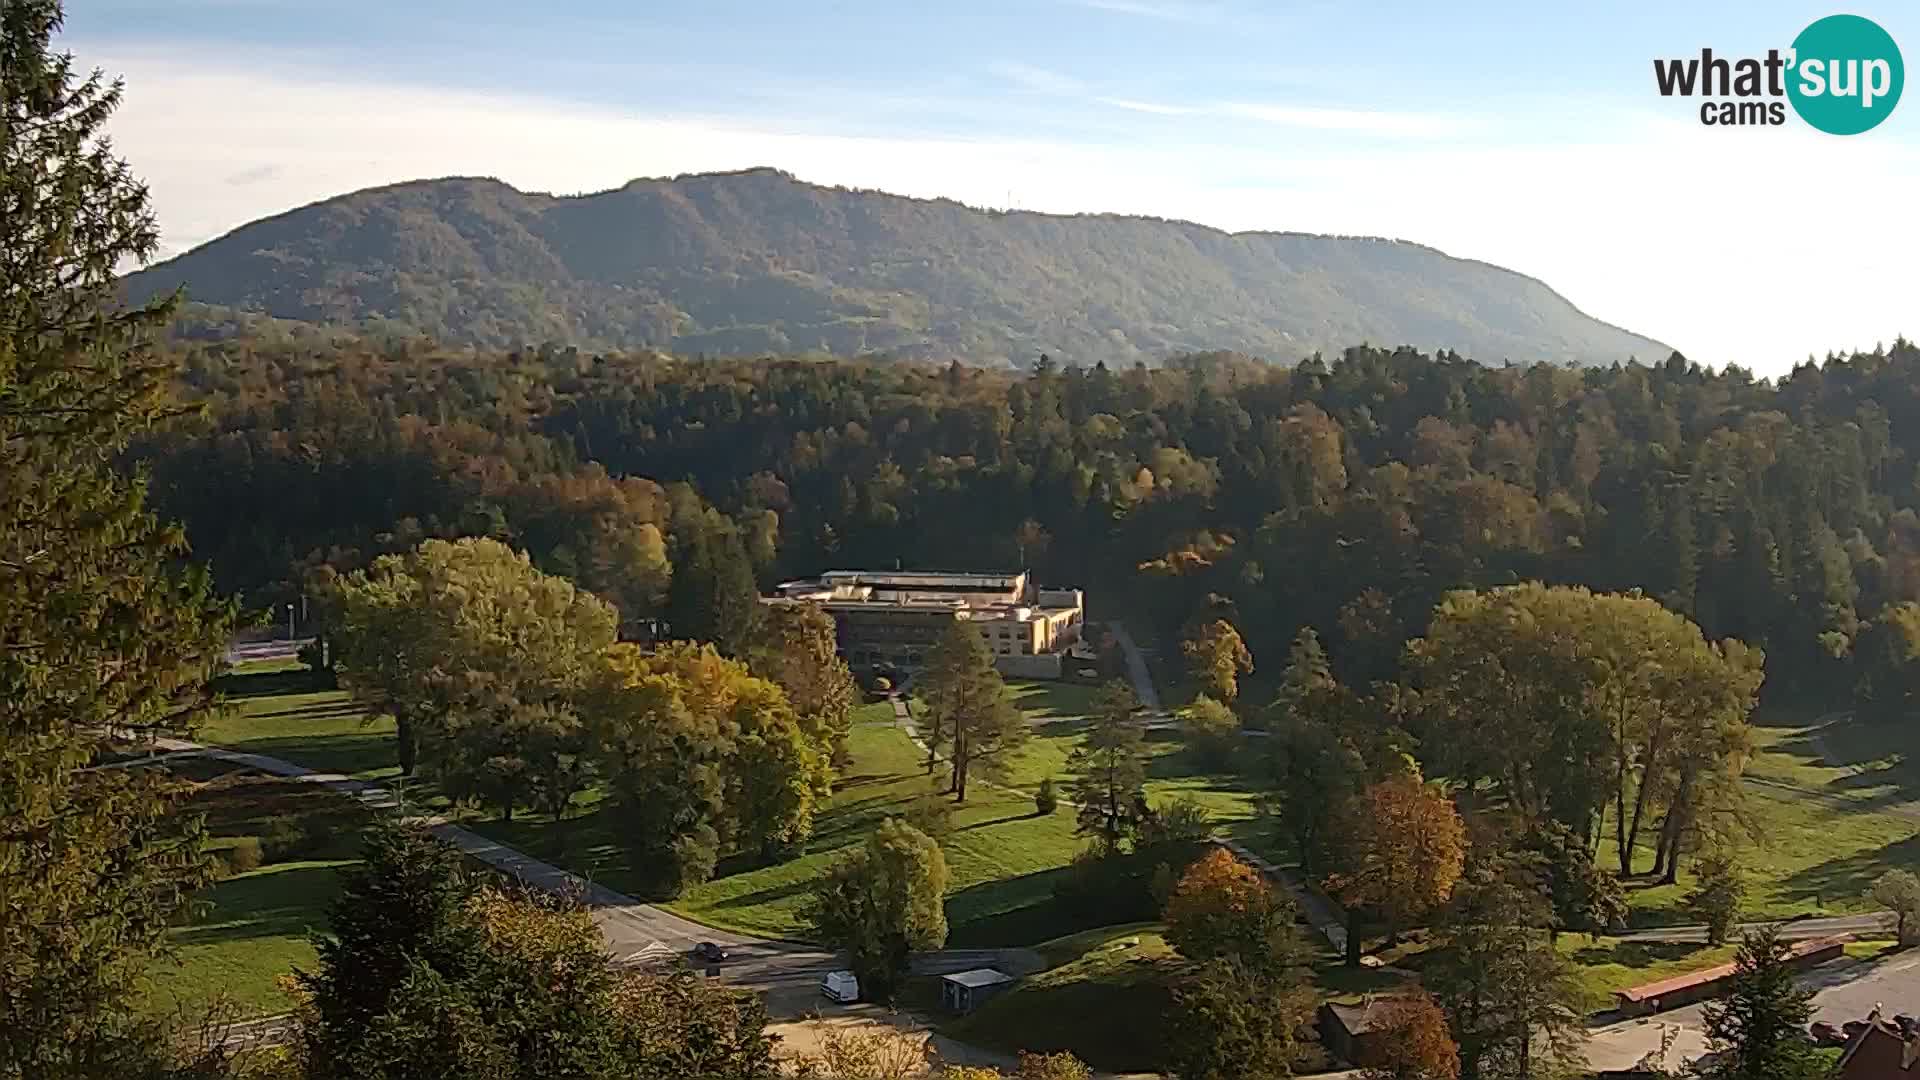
[
  {"x1": 1558, "y1": 938, "x2": 1738, "y2": 1005},
  {"x1": 200, "y1": 667, "x2": 399, "y2": 780},
  {"x1": 995, "y1": 680, "x2": 1262, "y2": 830},
  {"x1": 142, "y1": 765, "x2": 373, "y2": 1018},
  {"x1": 470, "y1": 718, "x2": 1088, "y2": 945},
  {"x1": 941, "y1": 923, "x2": 1182, "y2": 1074}
]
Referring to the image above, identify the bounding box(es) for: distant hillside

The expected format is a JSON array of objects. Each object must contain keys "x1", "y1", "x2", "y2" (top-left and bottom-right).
[{"x1": 126, "y1": 167, "x2": 1670, "y2": 367}]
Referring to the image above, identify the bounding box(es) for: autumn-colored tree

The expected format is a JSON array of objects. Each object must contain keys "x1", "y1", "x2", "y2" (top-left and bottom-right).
[
  {"x1": 797, "y1": 1026, "x2": 929, "y2": 1080},
  {"x1": 1164, "y1": 848, "x2": 1300, "y2": 975},
  {"x1": 1323, "y1": 769, "x2": 1467, "y2": 964},
  {"x1": 1182, "y1": 619, "x2": 1253, "y2": 705},
  {"x1": 1405, "y1": 584, "x2": 1762, "y2": 879},
  {"x1": 749, "y1": 602, "x2": 858, "y2": 765},
  {"x1": 936, "y1": 1052, "x2": 1092, "y2": 1080},
  {"x1": 1360, "y1": 994, "x2": 1460, "y2": 1080},
  {"x1": 588, "y1": 642, "x2": 830, "y2": 893}
]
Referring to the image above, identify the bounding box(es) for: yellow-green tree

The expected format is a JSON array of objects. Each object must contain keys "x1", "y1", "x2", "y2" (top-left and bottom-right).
[
  {"x1": 1182, "y1": 619, "x2": 1253, "y2": 704},
  {"x1": 804, "y1": 819, "x2": 949, "y2": 1003}
]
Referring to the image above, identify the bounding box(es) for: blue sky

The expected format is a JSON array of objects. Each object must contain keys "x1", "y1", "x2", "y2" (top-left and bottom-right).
[{"x1": 65, "y1": 0, "x2": 1920, "y2": 373}]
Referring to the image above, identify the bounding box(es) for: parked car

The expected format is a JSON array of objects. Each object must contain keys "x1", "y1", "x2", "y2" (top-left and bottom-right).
[
  {"x1": 692, "y1": 941, "x2": 730, "y2": 963},
  {"x1": 820, "y1": 970, "x2": 860, "y2": 1003}
]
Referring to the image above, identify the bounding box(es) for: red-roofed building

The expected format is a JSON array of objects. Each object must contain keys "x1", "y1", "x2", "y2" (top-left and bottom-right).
[{"x1": 1613, "y1": 936, "x2": 1847, "y2": 1016}]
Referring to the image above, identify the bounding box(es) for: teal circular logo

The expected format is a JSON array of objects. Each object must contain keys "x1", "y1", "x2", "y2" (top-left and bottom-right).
[{"x1": 1787, "y1": 14, "x2": 1904, "y2": 134}]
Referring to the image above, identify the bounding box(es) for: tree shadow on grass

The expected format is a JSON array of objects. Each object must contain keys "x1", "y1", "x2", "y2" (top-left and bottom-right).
[
  {"x1": 172, "y1": 862, "x2": 346, "y2": 947},
  {"x1": 231, "y1": 734, "x2": 396, "y2": 777},
  {"x1": 944, "y1": 867, "x2": 1085, "y2": 948},
  {"x1": 1777, "y1": 834, "x2": 1920, "y2": 909},
  {"x1": 214, "y1": 669, "x2": 330, "y2": 700},
  {"x1": 1569, "y1": 940, "x2": 1709, "y2": 969}
]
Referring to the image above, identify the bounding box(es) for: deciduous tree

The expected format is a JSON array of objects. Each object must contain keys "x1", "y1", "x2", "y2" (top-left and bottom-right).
[
  {"x1": 1426, "y1": 869, "x2": 1584, "y2": 1080},
  {"x1": 750, "y1": 603, "x2": 858, "y2": 764},
  {"x1": 1871, "y1": 869, "x2": 1920, "y2": 945},
  {"x1": 1324, "y1": 769, "x2": 1467, "y2": 962},
  {"x1": 1164, "y1": 848, "x2": 1299, "y2": 975},
  {"x1": 1685, "y1": 849, "x2": 1743, "y2": 946},
  {"x1": 1361, "y1": 993, "x2": 1461, "y2": 1080},
  {"x1": 1183, "y1": 619, "x2": 1254, "y2": 705},
  {"x1": 804, "y1": 819, "x2": 949, "y2": 1003}
]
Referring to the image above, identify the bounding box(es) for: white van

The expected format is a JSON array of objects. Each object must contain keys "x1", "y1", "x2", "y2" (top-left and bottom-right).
[{"x1": 819, "y1": 970, "x2": 860, "y2": 1003}]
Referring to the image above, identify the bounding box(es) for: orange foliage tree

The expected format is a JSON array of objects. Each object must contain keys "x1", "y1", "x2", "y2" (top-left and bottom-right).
[
  {"x1": 1164, "y1": 847, "x2": 1297, "y2": 971},
  {"x1": 1323, "y1": 770, "x2": 1467, "y2": 965},
  {"x1": 1361, "y1": 993, "x2": 1461, "y2": 1080}
]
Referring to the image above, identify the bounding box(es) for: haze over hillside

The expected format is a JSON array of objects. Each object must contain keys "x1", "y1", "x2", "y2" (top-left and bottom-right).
[{"x1": 126, "y1": 167, "x2": 1671, "y2": 367}]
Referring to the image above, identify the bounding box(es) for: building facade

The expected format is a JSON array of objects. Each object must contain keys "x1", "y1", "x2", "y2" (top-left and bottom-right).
[{"x1": 765, "y1": 569, "x2": 1086, "y2": 678}]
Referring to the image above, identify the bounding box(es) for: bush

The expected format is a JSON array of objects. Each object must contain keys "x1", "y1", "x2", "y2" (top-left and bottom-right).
[
  {"x1": 1035, "y1": 777, "x2": 1060, "y2": 816},
  {"x1": 224, "y1": 837, "x2": 265, "y2": 875},
  {"x1": 905, "y1": 794, "x2": 956, "y2": 841},
  {"x1": 259, "y1": 814, "x2": 316, "y2": 862},
  {"x1": 1182, "y1": 695, "x2": 1242, "y2": 769}
]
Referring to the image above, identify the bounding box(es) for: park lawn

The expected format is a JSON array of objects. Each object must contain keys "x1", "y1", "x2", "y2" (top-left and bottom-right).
[
  {"x1": 142, "y1": 765, "x2": 373, "y2": 1018},
  {"x1": 470, "y1": 721, "x2": 1086, "y2": 945},
  {"x1": 941, "y1": 923, "x2": 1181, "y2": 1074},
  {"x1": 1558, "y1": 938, "x2": 1739, "y2": 1006},
  {"x1": 199, "y1": 667, "x2": 399, "y2": 780},
  {"x1": 997, "y1": 680, "x2": 1262, "y2": 827},
  {"x1": 1594, "y1": 770, "x2": 1919, "y2": 927}
]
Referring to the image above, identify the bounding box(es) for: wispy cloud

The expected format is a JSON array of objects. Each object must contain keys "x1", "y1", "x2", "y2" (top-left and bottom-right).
[
  {"x1": 1093, "y1": 96, "x2": 1198, "y2": 116},
  {"x1": 991, "y1": 62, "x2": 1085, "y2": 96},
  {"x1": 1220, "y1": 101, "x2": 1474, "y2": 138},
  {"x1": 1070, "y1": 0, "x2": 1221, "y2": 23}
]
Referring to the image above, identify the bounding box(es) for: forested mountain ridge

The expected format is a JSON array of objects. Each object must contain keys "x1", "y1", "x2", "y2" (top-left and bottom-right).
[{"x1": 123, "y1": 167, "x2": 1670, "y2": 367}]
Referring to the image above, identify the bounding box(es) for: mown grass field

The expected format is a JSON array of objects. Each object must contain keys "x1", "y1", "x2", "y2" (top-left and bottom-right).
[
  {"x1": 142, "y1": 760, "x2": 372, "y2": 1017},
  {"x1": 201, "y1": 662, "x2": 398, "y2": 780}
]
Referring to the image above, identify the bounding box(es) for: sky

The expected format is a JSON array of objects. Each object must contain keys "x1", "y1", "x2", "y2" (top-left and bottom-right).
[{"x1": 61, "y1": 0, "x2": 1920, "y2": 375}]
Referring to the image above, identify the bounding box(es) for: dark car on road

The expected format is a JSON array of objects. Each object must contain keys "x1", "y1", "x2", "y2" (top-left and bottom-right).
[{"x1": 692, "y1": 941, "x2": 730, "y2": 963}]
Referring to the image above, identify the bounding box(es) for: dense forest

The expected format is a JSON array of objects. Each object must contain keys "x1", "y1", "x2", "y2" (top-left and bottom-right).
[
  {"x1": 119, "y1": 167, "x2": 1669, "y2": 367},
  {"x1": 134, "y1": 335, "x2": 1920, "y2": 701}
]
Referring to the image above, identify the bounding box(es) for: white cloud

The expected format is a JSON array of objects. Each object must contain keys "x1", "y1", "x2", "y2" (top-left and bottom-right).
[
  {"x1": 1219, "y1": 101, "x2": 1476, "y2": 138},
  {"x1": 1093, "y1": 96, "x2": 1199, "y2": 116},
  {"x1": 99, "y1": 49, "x2": 1919, "y2": 375},
  {"x1": 1069, "y1": 0, "x2": 1220, "y2": 23}
]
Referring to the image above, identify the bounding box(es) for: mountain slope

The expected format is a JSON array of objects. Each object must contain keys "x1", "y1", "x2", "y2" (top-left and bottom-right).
[{"x1": 126, "y1": 167, "x2": 1670, "y2": 367}]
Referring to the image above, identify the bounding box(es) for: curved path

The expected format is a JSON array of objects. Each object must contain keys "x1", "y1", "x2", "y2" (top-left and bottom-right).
[{"x1": 136, "y1": 735, "x2": 1042, "y2": 1047}]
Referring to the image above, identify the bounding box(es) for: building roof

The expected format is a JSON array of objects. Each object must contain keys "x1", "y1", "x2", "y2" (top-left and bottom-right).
[
  {"x1": 1614, "y1": 936, "x2": 1847, "y2": 1004},
  {"x1": 820, "y1": 570, "x2": 1025, "y2": 589},
  {"x1": 940, "y1": 968, "x2": 1016, "y2": 989},
  {"x1": 1322, "y1": 995, "x2": 1422, "y2": 1035},
  {"x1": 1838, "y1": 1013, "x2": 1920, "y2": 1080}
]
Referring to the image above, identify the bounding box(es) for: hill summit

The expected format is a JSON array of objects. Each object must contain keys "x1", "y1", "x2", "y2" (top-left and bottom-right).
[{"x1": 126, "y1": 166, "x2": 1669, "y2": 366}]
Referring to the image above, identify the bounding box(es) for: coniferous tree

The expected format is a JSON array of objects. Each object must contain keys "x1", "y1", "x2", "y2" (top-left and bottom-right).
[
  {"x1": 1698, "y1": 927, "x2": 1822, "y2": 1080},
  {"x1": 1067, "y1": 681, "x2": 1148, "y2": 854},
  {"x1": 920, "y1": 621, "x2": 1028, "y2": 802},
  {"x1": 1, "y1": 4, "x2": 232, "y2": 1072}
]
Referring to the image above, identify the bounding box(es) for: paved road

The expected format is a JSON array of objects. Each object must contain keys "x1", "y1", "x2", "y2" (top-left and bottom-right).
[
  {"x1": 132, "y1": 738, "x2": 1039, "y2": 1007},
  {"x1": 1616, "y1": 912, "x2": 1895, "y2": 945}
]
